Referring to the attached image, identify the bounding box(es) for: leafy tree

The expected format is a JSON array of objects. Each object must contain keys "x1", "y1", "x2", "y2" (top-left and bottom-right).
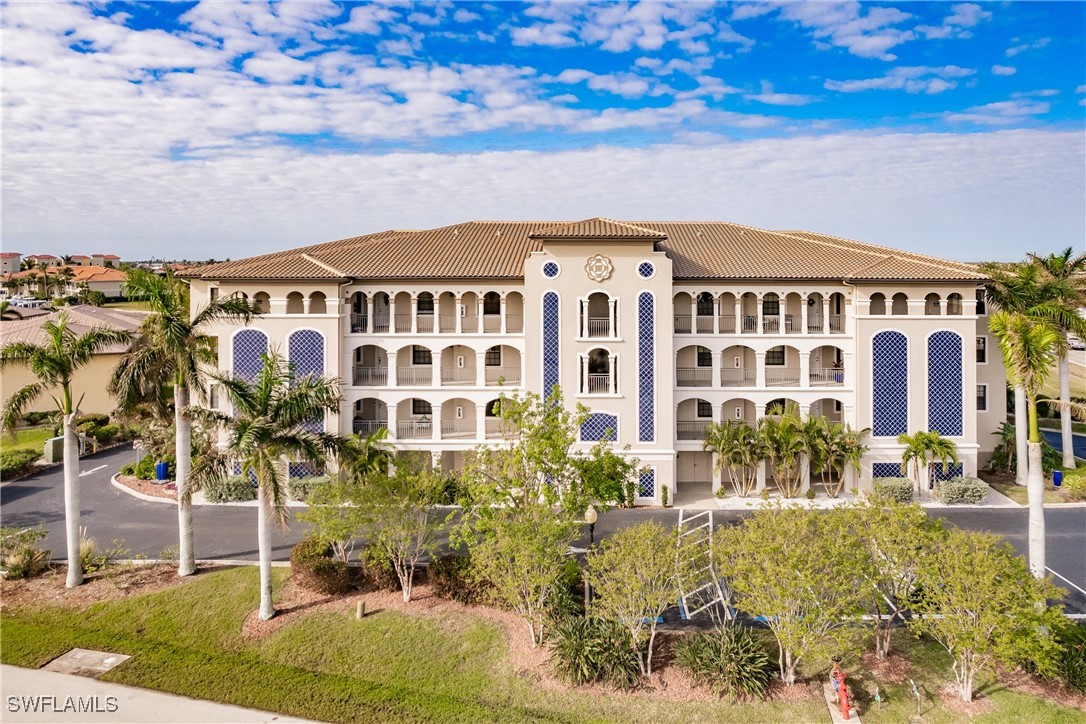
[
  {"x1": 908, "y1": 528, "x2": 1065, "y2": 702},
  {"x1": 188, "y1": 352, "x2": 342, "y2": 620},
  {"x1": 1, "y1": 312, "x2": 132, "y2": 587},
  {"x1": 571, "y1": 439, "x2": 640, "y2": 508},
  {"x1": 897, "y1": 430, "x2": 958, "y2": 500},
  {"x1": 713, "y1": 505, "x2": 869, "y2": 685},
  {"x1": 586, "y1": 520, "x2": 703, "y2": 676},
  {"x1": 110, "y1": 268, "x2": 255, "y2": 576},
  {"x1": 758, "y1": 402, "x2": 808, "y2": 498},
  {"x1": 849, "y1": 501, "x2": 943, "y2": 659},
  {"x1": 340, "y1": 427, "x2": 394, "y2": 480},
  {"x1": 703, "y1": 419, "x2": 765, "y2": 497},
  {"x1": 990, "y1": 310, "x2": 1059, "y2": 576},
  {"x1": 295, "y1": 475, "x2": 368, "y2": 563}
]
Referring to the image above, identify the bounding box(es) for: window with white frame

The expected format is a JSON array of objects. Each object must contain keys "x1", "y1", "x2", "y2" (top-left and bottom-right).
[
  {"x1": 697, "y1": 399, "x2": 713, "y2": 418},
  {"x1": 977, "y1": 384, "x2": 988, "y2": 412},
  {"x1": 412, "y1": 345, "x2": 432, "y2": 365},
  {"x1": 976, "y1": 336, "x2": 987, "y2": 364},
  {"x1": 765, "y1": 346, "x2": 785, "y2": 366},
  {"x1": 412, "y1": 399, "x2": 432, "y2": 416}
]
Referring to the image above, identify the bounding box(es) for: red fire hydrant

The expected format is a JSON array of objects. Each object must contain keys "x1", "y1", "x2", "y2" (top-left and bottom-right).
[{"x1": 832, "y1": 661, "x2": 850, "y2": 720}]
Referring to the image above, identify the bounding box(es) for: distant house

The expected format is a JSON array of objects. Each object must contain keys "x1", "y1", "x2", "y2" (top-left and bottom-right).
[
  {"x1": 0, "y1": 306, "x2": 146, "y2": 415},
  {"x1": 69, "y1": 255, "x2": 92, "y2": 267},
  {"x1": 65, "y1": 266, "x2": 127, "y2": 297},
  {"x1": 24, "y1": 254, "x2": 61, "y2": 267},
  {"x1": 0, "y1": 252, "x2": 21, "y2": 274},
  {"x1": 91, "y1": 253, "x2": 121, "y2": 268}
]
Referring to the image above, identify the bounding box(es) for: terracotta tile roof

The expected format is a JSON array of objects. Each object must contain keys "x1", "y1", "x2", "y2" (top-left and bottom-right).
[
  {"x1": 70, "y1": 266, "x2": 126, "y2": 283},
  {"x1": 181, "y1": 219, "x2": 985, "y2": 283},
  {"x1": 0, "y1": 253, "x2": 22, "y2": 259},
  {"x1": 530, "y1": 218, "x2": 667, "y2": 240},
  {"x1": 0, "y1": 305, "x2": 145, "y2": 353}
]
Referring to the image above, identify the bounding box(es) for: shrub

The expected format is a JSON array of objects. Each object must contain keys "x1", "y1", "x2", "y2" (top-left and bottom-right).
[
  {"x1": 672, "y1": 627, "x2": 774, "y2": 701},
  {"x1": 936, "y1": 477, "x2": 988, "y2": 505},
  {"x1": 21, "y1": 411, "x2": 52, "y2": 426},
  {"x1": 0, "y1": 525, "x2": 51, "y2": 579},
  {"x1": 79, "y1": 528, "x2": 129, "y2": 573},
  {"x1": 872, "y1": 477, "x2": 913, "y2": 503},
  {"x1": 119, "y1": 463, "x2": 136, "y2": 476},
  {"x1": 287, "y1": 475, "x2": 330, "y2": 502},
  {"x1": 546, "y1": 558, "x2": 584, "y2": 625},
  {"x1": 124, "y1": 456, "x2": 175, "y2": 481},
  {"x1": 360, "y1": 545, "x2": 401, "y2": 592},
  {"x1": 203, "y1": 476, "x2": 257, "y2": 503},
  {"x1": 75, "y1": 413, "x2": 110, "y2": 431},
  {"x1": 430, "y1": 553, "x2": 490, "y2": 605},
  {"x1": 290, "y1": 539, "x2": 352, "y2": 595},
  {"x1": 1054, "y1": 622, "x2": 1086, "y2": 693},
  {"x1": 87, "y1": 424, "x2": 120, "y2": 443},
  {"x1": 1, "y1": 449, "x2": 41, "y2": 481},
  {"x1": 549, "y1": 617, "x2": 642, "y2": 690},
  {"x1": 1063, "y1": 468, "x2": 1086, "y2": 502}
]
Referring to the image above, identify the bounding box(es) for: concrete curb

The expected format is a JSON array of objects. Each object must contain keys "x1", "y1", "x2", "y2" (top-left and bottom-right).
[{"x1": 109, "y1": 474, "x2": 307, "y2": 508}]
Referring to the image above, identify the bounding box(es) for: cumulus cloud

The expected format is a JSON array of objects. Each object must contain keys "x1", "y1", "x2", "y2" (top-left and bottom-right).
[
  {"x1": 917, "y1": 2, "x2": 991, "y2": 39},
  {"x1": 824, "y1": 65, "x2": 974, "y2": 94},
  {"x1": 778, "y1": 2, "x2": 916, "y2": 61},
  {"x1": 991, "y1": 65, "x2": 1017, "y2": 76},
  {"x1": 746, "y1": 81, "x2": 819, "y2": 106},
  {"x1": 1006, "y1": 37, "x2": 1050, "y2": 57},
  {"x1": 946, "y1": 98, "x2": 1051, "y2": 125}
]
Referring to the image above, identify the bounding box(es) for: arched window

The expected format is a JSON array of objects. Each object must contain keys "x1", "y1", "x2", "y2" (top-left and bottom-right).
[
  {"x1": 946, "y1": 293, "x2": 963, "y2": 315},
  {"x1": 869, "y1": 293, "x2": 886, "y2": 316},
  {"x1": 252, "y1": 292, "x2": 270, "y2": 313},
  {"x1": 309, "y1": 291, "x2": 327, "y2": 315},
  {"x1": 762, "y1": 293, "x2": 780, "y2": 316},
  {"x1": 232, "y1": 329, "x2": 268, "y2": 383},
  {"x1": 286, "y1": 292, "x2": 304, "y2": 314},
  {"x1": 696, "y1": 292, "x2": 714, "y2": 317},
  {"x1": 890, "y1": 293, "x2": 908, "y2": 316},
  {"x1": 924, "y1": 293, "x2": 941, "y2": 316},
  {"x1": 927, "y1": 331, "x2": 963, "y2": 436}
]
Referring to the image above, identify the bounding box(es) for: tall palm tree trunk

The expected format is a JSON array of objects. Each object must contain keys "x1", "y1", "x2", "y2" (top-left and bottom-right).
[
  {"x1": 175, "y1": 385, "x2": 196, "y2": 576},
  {"x1": 63, "y1": 414, "x2": 83, "y2": 588},
  {"x1": 257, "y1": 484, "x2": 275, "y2": 620},
  {"x1": 1015, "y1": 386, "x2": 1028, "y2": 486},
  {"x1": 1027, "y1": 440, "x2": 1045, "y2": 577},
  {"x1": 1059, "y1": 355, "x2": 1075, "y2": 469}
]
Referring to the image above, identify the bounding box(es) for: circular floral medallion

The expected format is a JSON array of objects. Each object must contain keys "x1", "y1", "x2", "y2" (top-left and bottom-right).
[{"x1": 585, "y1": 254, "x2": 614, "y2": 282}]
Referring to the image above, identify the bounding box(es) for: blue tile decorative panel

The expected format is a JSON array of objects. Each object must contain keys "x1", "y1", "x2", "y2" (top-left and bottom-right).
[
  {"x1": 927, "y1": 331, "x2": 963, "y2": 436},
  {"x1": 638, "y1": 469, "x2": 655, "y2": 498},
  {"x1": 581, "y1": 412, "x2": 617, "y2": 441},
  {"x1": 638, "y1": 292, "x2": 655, "y2": 442},
  {"x1": 542, "y1": 292, "x2": 560, "y2": 398},
  {"x1": 872, "y1": 462, "x2": 905, "y2": 478},
  {"x1": 542, "y1": 261, "x2": 560, "y2": 278},
  {"x1": 289, "y1": 462, "x2": 320, "y2": 479},
  {"x1": 872, "y1": 331, "x2": 908, "y2": 437},
  {"x1": 637, "y1": 261, "x2": 654, "y2": 279},
  {"x1": 933, "y1": 462, "x2": 964, "y2": 481},
  {"x1": 289, "y1": 329, "x2": 325, "y2": 433},
  {"x1": 232, "y1": 329, "x2": 268, "y2": 383}
]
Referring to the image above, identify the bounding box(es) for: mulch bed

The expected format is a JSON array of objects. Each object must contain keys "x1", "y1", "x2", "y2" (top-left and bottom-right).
[
  {"x1": 1, "y1": 563, "x2": 210, "y2": 610},
  {"x1": 116, "y1": 475, "x2": 176, "y2": 501},
  {"x1": 861, "y1": 650, "x2": 913, "y2": 683}
]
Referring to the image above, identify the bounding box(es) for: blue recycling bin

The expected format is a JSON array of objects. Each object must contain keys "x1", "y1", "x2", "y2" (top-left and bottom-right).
[
  {"x1": 155, "y1": 461, "x2": 170, "y2": 481},
  {"x1": 1053, "y1": 470, "x2": 1062, "y2": 488}
]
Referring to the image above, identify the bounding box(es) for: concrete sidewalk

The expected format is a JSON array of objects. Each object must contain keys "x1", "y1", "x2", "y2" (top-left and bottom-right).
[{"x1": 1, "y1": 665, "x2": 319, "y2": 723}]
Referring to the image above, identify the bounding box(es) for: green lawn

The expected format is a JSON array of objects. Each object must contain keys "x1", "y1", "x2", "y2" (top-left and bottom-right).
[
  {"x1": 987, "y1": 478, "x2": 1075, "y2": 505},
  {"x1": 104, "y1": 300, "x2": 151, "y2": 311},
  {"x1": 0, "y1": 426, "x2": 52, "y2": 456},
  {"x1": 2, "y1": 567, "x2": 1081, "y2": 723}
]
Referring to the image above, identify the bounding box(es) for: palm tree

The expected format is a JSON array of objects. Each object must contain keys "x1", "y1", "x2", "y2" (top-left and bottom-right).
[
  {"x1": 759, "y1": 402, "x2": 808, "y2": 497},
  {"x1": 822, "y1": 421, "x2": 870, "y2": 498},
  {"x1": 341, "y1": 427, "x2": 394, "y2": 481},
  {"x1": 990, "y1": 311, "x2": 1059, "y2": 577},
  {"x1": 54, "y1": 266, "x2": 75, "y2": 298},
  {"x1": 897, "y1": 430, "x2": 959, "y2": 500},
  {"x1": 110, "y1": 269, "x2": 254, "y2": 577},
  {"x1": 34, "y1": 261, "x2": 52, "y2": 298},
  {"x1": 703, "y1": 419, "x2": 765, "y2": 497},
  {"x1": 1030, "y1": 248, "x2": 1086, "y2": 470},
  {"x1": 189, "y1": 352, "x2": 342, "y2": 619},
  {"x1": 1, "y1": 312, "x2": 132, "y2": 587}
]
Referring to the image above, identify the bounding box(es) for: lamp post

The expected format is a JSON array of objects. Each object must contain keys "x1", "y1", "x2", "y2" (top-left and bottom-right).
[{"x1": 583, "y1": 505, "x2": 597, "y2": 607}]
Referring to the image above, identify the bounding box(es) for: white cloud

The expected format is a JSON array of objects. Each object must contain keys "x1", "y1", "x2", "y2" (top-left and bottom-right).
[
  {"x1": 1006, "y1": 37, "x2": 1050, "y2": 57},
  {"x1": 509, "y1": 21, "x2": 577, "y2": 47},
  {"x1": 778, "y1": 2, "x2": 916, "y2": 61},
  {"x1": 746, "y1": 80, "x2": 819, "y2": 106},
  {"x1": 825, "y1": 65, "x2": 974, "y2": 94},
  {"x1": 917, "y1": 2, "x2": 991, "y2": 39},
  {"x1": 946, "y1": 99, "x2": 1051, "y2": 125},
  {"x1": 339, "y1": 4, "x2": 399, "y2": 34},
  {"x1": 453, "y1": 9, "x2": 481, "y2": 23},
  {"x1": 991, "y1": 65, "x2": 1017, "y2": 76}
]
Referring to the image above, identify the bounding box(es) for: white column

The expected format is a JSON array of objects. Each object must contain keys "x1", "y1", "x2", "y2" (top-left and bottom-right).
[
  {"x1": 756, "y1": 297, "x2": 764, "y2": 335},
  {"x1": 388, "y1": 349, "x2": 399, "y2": 387},
  {"x1": 302, "y1": 295, "x2": 311, "y2": 314},
  {"x1": 801, "y1": 294, "x2": 809, "y2": 335},
  {"x1": 476, "y1": 351, "x2": 486, "y2": 387},
  {"x1": 431, "y1": 352, "x2": 439, "y2": 387},
  {"x1": 411, "y1": 296, "x2": 419, "y2": 334},
  {"x1": 712, "y1": 350, "x2": 721, "y2": 388},
  {"x1": 500, "y1": 294, "x2": 508, "y2": 334},
  {"x1": 610, "y1": 355, "x2": 618, "y2": 394},
  {"x1": 799, "y1": 403, "x2": 811, "y2": 418},
  {"x1": 387, "y1": 402, "x2": 398, "y2": 440},
  {"x1": 734, "y1": 297, "x2": 741, "y2": 332},
  {"x1": 713, "y1": 296, "x2": 720, "y2": 334},
  {"x1": 711, "y1": 452, "x2": 723, "y2": 495},
  {"x1": 431, "y1": 450, "x2": 442, "y2": 470},
  {"x1": 581, "y1": 355, "x2": 588, "y2": 394},
  {"x1": 755, "y1": 351, "x2": 766, "y2": 388},
  {"x1": 756, "y1": 460, "x2": 767, "y2": 493},
  {"x1": 800, "y1": 351, "x2": 811, "y2": 388},
  {"x1": 821, "y1": 298, "x2": 829, "y2": 333},
  {"x1": 431, "y1": 406, "x2": 440, "y2": 442},
  {"x1": 455, "y1": 295, "x2": 463, "y2": 334},
  {"x1": 800, "y1": 453, "x2": 811, "y2": 495},
  {"x1": 843, "y1": 351, "x2": 854, "y2": 389},
  {"x1": 608, "y1": 298, "x2": 616, "y2": 338},
  {"x1": 367, "y1": 295, "x2": 375, "y2": 333}
]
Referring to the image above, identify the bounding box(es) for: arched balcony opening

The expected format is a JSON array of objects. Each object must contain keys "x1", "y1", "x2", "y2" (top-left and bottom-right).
[
  {"x1": 441, "y1": 398, "x2": 477, "y2": 439},
  {"x1": 761, "y1": 293, "x2": 781, "y2": 333},
  {"x1": 869, "y1": 292, "x2": 886, "y2": 316},
  {"x1": 396, "y1": 344, "x2": 434, "y2": 386},
  {"x1": 583, "y1": 292, "x2": 614, "y2": 338},
  {"x1": 925, "y1": 293, "x2": 941, "y2": 316},
  {"x1": 720, "y1": 345, "x2": 756, "y2": 387},
  {"x1": 352, "y1": 344, "x2": 388, "y2": 386},
  {"x1": 286, "y1": 291, "x2": 304, "y2": 314},
  {"x1": 485, "y1": 345, "x2": 521, "y2": 386},
  {"x1": 484, "y1": 398, "x2": 505, "y2": 439},
  {"x1": 436, "y1": 292, "x2": 456, "y2": 333},
  {"x1": 581, "y1": 348, "x2": 615, "y2": 394},
  {"x1": 396, "y1": 398, "x2": 433, "y2": 440},
  {"x1": 718, "y1": 292, "x2": 738, "y2": 333},
  {"x1": 810, "y1": 345, "x2": 845, "y2": 386},
  {"x1": 810, "y1": 397, "x2": 844, "y2": 424},
  {"x1": 946, "y1": 293, "x2": 963, "y2": 315},
  {"x1": 352, "y1": 398, "x2": 388, "y2": 435},
  {"x1": 439, "y1": 344, "x2": 476, "y2": 386},
  {"x1": 807, "y1": 292, "x2": 825, "y2": 332},
  {"x1": 506, "y1": 292, "x2": 524, "y2": 333},
  {"x1": 677, "y1": 398, "x2": 714, "y2": 440},
  {"x1": 891, "y1": 292, "x2": 909, "y2": 316},
  {"x1": 764, "y1": 398, "x2": 800, "y2": 418},
  {"x1": 695, "y1": 292, "x2": 715, "y2": 334},
  {"x1": 740, "y1": 292, "x2": 759, "y2": 334},
  {"x1": 764, "y1": 345, "x2": 801, "y2": 387},
  {"x1": 722, "y1": 398, "x2": 757, "y2": 425},
  {"x1": 393, "y1": 291, "x2": 412, "y2": 333},
  {"x1": 372, "y1": 292, "x2": 391, "y2": 332},
  {"x1": 252, "y1": 292, "x2": 270, "y2": 314},
  {"x1": 783, "y1": 293, "x2": 803, "y2": 333},
  {"x1": 676, "y1": 344, "x2": 713, "y2": 387},
  {"x1": 673, "y1": 292, "x2": 693, "y2": 334},
  {"x1": 349, "y1": 292, "x2": 368, "y2": 332},
  {"x1": 460, "y1": 291, "x2": 479, "y2": 333},
  {"x1": 828, "y1": 292, "x2": 845, "y2": 333},
  {"x1": 482, "y1": 291, "x2": 502, "y2": 333},
  {"x1": 309, "y1": 291, "x2": 327, "y2": 315},
  {"x1": 416, "y1": 292, "x2": 435, "y2": 333}
]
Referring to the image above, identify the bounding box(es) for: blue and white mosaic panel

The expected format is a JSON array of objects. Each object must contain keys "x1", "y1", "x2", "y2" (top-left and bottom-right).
[
  {"x1": 542, "y1": 261, "x2": 560, "y2": 278},
  {"x1": 638, "y1": 469, "x2": 655, "y2": 498},
  {"x1": 927, "y1": 331, "x2": 963, "y2": 436},
  {"x1": 871, "y1": 331, "x2": 908, "y2": 437},
  {"x1": 872, "y1": 462, "x2": 906, "y2": 478},
  {"x1": 232, "y1": 329, "x2": 268, "y2": 383},
  {"x1": 542, "y1": 292, "x2": 560, "y2": 397},
  {"x1": 289, "y1": 329, "x2": 325, "y2": 433},
  {"x1": 638, "y1": 292, "x2": 654, "y2": 442},
  {"x1": 637, "y1": 261, "x2": 654, "y2": 279},
  {"x1": 933, "y1": 462, "x2": 964, "y2": 481},
  {"x1": 581, "y1": 412, "x2": 617, "y2": 442}
]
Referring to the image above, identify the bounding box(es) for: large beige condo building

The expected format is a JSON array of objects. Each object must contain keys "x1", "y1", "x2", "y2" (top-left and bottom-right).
[{"x1": 180, "y1": 218, "x2": 1007, "y2": 505}]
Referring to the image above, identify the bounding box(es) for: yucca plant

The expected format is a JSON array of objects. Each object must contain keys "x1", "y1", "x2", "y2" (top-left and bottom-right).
[
  {"x1": 549, "y1": 617, "x2": 642, "y2": 690},
  {"x1": 672, "y1": 627, "x2": 774, "y2": 701}
]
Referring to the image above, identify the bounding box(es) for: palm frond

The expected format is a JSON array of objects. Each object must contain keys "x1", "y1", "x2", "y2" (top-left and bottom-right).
[{"x1": 2, "y1": 383, "x2": 45, "y2": 434}]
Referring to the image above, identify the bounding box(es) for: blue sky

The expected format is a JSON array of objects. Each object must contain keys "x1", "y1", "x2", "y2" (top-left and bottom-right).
[{"x1": 2, "y1": 1, "x2": 1084, "y2": 261}]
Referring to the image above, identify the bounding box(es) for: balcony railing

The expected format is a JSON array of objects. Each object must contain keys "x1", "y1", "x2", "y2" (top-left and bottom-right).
[
  {"x1": 482, "y1": 314, "x2": 501, "y2": 333},
  {"x1": 695, "y1": 315, "x2": 714, "y2": 334},
  {"x1": 441, "y1": 420, "x2": 477, "y2": 439},
  {"x1": 438, "y1": 315, "x2": 456, "y2": 333},
  {"x1": 807, "y1": 316, "x2": 823, "y2": 333},
  {"x1": 440, "y1": 368, "x2": 475, "y2": 386},
  {"x1": 485, "y1": 367, "x2": 521, "y2": 386},
  {"x1": 784, "y1": 314, "x2": 801, "y2": 334},
  {"x1": 676, "y1": 367, "x2": 712, "y2": 387},
  {"x1": 484, "y1": 418, "x2": 503, "y2": 439},
  {"x1": 674, "y1": 315, "x2": 692, "y2": 334},
  {"x1": 350, "y1": 313, "x2": 367, "y2": 333},
  {"x1": 394, "y1": 314, "x2": 412, "y2": 333},
  {"x1": 372, "y1": 315, "x2": 391, "y2": 333},
  {"x1": 720, "y1": 368, "x2": 755, "y2": 387},
  {"x1": 718, "y1": 315, "x2": 736, "y2": 333},
  {"x1": 587, "y1": 373, "x2": 611, "y2": 393},
  {"x1": 353, "y1": 419, "x2": 387, "y2": 435},
  {"x1": 461, "y1": 315, "x2": 478, "y2": 333},
  {"x1": 397, "y1": 420, "x2": 432, "y2": 439},
  {"x1": 765, "y1": 368, "x2": 801, "y2": 386},
  {"x1": 416, "y1": 314, "x2": 435, "y2": 333},
  {"x1": 587, "y1": 318, "x2": 610, "y2": 338},
  {"x1": 829, "y1": 314, "x2": 844, "y2": 333},
  {"x1": 397, "y1": 367, "x2": 433, "y2": 386},
  {"x1": 741, "y1": 315, "x2": 758, "y2": 333},
  {"x1": 676, "y1": 420, "x2": 709, "y2": 440},
  {"x1": 506, "y1": 315, "x2": 523, "y2": 333},
  {"x1": 353, "y1": 366, "x2": 388, "y2": 386},
  {"x1": 810, "y1": 368, "x2": 845, "y2": 386},
  {"x1": 762, "y1": 315, "x2": 780, "y2": 334}
]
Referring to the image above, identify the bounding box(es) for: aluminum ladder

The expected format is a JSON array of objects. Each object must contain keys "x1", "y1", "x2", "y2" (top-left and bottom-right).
[{"x1": 676, "y1": 508, "x2": 731, "y2": 621}]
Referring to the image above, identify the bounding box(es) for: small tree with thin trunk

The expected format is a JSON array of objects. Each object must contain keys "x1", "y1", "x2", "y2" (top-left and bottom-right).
[
  {"x1": 908, "y1": 528, "x2": 1064, "y2": 702},
  {"x1": 713, "y1": 505, "x2": 869, "y2": 685},
  {"x1": 897, "y1": 430, "x2": 958, "y2": 500},
  {"x1": 585, "y1": 520, "x2": 703, "y2": 676},
  {"x1": 295, "y1": 475, "x2": 368, "y2": 564},
  {"x1": 759, "y1": 403, "x2": 808, "y2": 498}
]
